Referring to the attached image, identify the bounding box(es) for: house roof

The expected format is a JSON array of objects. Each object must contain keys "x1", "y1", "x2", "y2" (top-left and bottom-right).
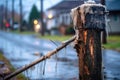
[
  {"x1": 47, "y1": 0, "x2": 83, "y2": 10},
  {"x1": 106, "y1": 0, "x2": 120, "y2": 11},
  {"x1": 48, "y1": 0, "x2": 120, "y2": 12},
  {"x1": 47, "y1": 0, "x2": 100, "y2": 11}
]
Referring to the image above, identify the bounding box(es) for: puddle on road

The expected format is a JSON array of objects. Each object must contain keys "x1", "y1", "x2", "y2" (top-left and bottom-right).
[{"x1": 0, "y1": 34, "x2": 78, "y2": 80}]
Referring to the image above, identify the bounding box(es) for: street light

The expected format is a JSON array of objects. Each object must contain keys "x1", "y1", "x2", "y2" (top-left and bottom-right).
[
  {"x1": 33, "y1": 19, "x2": 38, "y2": 25},
  {"x1": 34, "y1": 24, "x2": 41, "y2": 33},
  {"x1": 48, "y1": 13, "x2": 53, "y2": 19},
  {"x1": 33, "y1": 19, "x2": 41, "y2": 33}
]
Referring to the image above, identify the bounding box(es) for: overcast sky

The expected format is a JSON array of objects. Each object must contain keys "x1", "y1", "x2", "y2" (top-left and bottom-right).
[
  {"x1": 0, "y1": 0, "x2": 62, "y2": 20},
  {"x1": 0, "y1": 0, "x2": 62, "y2": 11}
]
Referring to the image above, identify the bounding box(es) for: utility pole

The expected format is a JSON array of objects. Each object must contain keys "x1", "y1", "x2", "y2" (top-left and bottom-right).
[
  {"x1": 19, "y1": 0, "x2": 22, "y2": 32},
  {"x1": 101, "y1": 0, "x2": 107, "y2": 44},
  {"x1": 5, "y1": 0, "x2": 8, "y2": 21},
  {"x1": 12, "y1": 0, "x2": 14, "y2": 29},
  {"x1": 4, "y1": 0, "x2": 8, "y2": 30},
  {"x1": 40, "y1": 0, "x2": 44, "y2": 36},
  {"x1": 0, "y1": 0, "x2": 4, "y2": 30}
]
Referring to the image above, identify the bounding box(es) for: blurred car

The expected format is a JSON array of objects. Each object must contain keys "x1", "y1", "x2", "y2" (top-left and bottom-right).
[{"x1": 13, "y1": 22, "x2": 19, "y2": 30}]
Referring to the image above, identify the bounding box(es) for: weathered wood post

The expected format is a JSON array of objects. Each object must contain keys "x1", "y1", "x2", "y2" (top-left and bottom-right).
[{"x1": 71, "y1": 1, "x2": 106, "y2": 80}]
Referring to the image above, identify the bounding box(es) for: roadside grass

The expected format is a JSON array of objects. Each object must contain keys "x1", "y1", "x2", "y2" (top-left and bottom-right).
[
  {"x1": 11, "y1": 30, "x2": 120, "y2": 50},
  {"x1": 0, "y1": 52, "x2": 27, "y2": 80},
  {"x1": 103, "y1": 36, "x2": 120, "y2": 50},
  {"x1": 39, "y1": 35, "x2": 73, "y2": 41},
  {"x1": 11, "y1": 30, "x2": 73, "y2": 41},
  {"x1": 39, "y1": 35, "x2": 120, "y2": 50}
]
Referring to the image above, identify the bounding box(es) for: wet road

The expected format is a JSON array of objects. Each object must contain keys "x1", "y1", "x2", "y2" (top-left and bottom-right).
[{"x1": 0, "y1": 31, "x2": 120, "y2": 80}]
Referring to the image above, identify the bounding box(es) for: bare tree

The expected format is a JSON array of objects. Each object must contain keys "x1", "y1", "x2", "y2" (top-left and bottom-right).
[
  {"x1": 12, "y1": 0, "x2": 14, "y2": 29},
  {"x1": 5, "y1": 0, "x2": 8, "y2": 21}
]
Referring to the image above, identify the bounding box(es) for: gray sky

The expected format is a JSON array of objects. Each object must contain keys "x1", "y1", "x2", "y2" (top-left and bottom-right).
[
  {"x1": 0, "y1": 0, "x2": 62, "y2": 20},
  {"x1": 0, "y1": 0, "x2": 62, "y2": 11}
]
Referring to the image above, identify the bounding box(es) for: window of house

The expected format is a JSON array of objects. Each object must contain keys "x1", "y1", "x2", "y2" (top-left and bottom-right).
[
  {"x1": 114, "y1": 15, "x2": 118, "y2": 21},
  {"x1": 66, "y1": 15, "x2": 68, "y2": 24},
  {"x1": 55, "y1": 18, "x2": 58, "y2": 25},
  {"x1": 62, "y1": 15, "x2": 65, "y2": 24}
]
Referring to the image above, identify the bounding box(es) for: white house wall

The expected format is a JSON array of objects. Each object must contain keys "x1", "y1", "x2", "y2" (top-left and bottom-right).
[
  {"x1": 46, "y1": 10, "x2": 56, "y2": 30},
  {"x1": 55, "y1": 13, "x2": 71, "y2": 26},
  {"x1": 107, "y1": 14, "x2": 120, "y2": 33},
  {"x1": 47, "y1": 11, "x2": 72, "y2": 30}
]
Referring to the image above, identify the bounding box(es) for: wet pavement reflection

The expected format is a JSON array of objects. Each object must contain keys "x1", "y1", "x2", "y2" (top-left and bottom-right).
[{"x1": 0, "y1": 31, "x2": 120, "y2": 80}]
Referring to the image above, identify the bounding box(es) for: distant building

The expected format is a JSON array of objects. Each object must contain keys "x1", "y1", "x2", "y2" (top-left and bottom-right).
[
  {"x1": 46, "y1": 0, "x2": 100, "y2": 30},
  {"x1": 46, "y1": 0, "x2": 120, "y2": 35},
  {"x1": 106, "y1": 0, "x2": 120, "y2": 35}
]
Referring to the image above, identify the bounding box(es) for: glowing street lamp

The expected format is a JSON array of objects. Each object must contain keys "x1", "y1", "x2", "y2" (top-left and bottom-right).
[
  {"x1": 33, "y1": 19, "x2": 41, "y2": 33},
  {"x1": 36, "y1": 24, "x2": 41, "y2": 30},
  {"x1": 48, "y1": 13, "x2": 53, "y2": 19},
  {"x1": 35, "y1": 24, "x2": 41, "y2": 33},
  {"x1": 33, "y1": 19, "x2": 38, "y2": 25}
]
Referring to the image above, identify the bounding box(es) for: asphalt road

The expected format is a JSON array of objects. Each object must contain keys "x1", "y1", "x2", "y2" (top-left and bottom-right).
[{"x1": 0, "y1": 31, "x2": 120, "y2": 80}]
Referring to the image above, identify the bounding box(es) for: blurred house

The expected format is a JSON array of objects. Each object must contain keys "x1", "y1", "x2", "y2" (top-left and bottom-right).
[
  {"x1": 106, "y1": 0, "x2": 120, "y2": 35},
  {"x1": 46, "y1": 0, "x2": 100, "y2": 30},
  {"x1": 46, "y1": 0, "x2": 120, "y2": 35}
]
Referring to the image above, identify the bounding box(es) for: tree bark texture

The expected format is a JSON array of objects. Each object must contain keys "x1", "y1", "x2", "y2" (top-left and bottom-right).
[
  {"x1": 74, "y1": 30, "x2": 102, "y2": 80},
  {"x1": 71, "y1": 3, "x2": 105, "y2": 80}
]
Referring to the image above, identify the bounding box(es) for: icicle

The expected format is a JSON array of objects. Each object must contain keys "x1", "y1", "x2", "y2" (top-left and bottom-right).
[
  {"x1": 40, "y1": 62, "x2": 43, "y2": 75},
  {"x1": 55, "y1": 52, "x2": 58, "y2": 75},
  {"x1": 30, "y1": 65, "x2": 35, "y2": 71},
  {"x1": 36, "y1": 64, "x2": 39, "y2": 77},
  {"x1": 43, "y1": 60, "x2": 46, "y2": 75},
  {"x1": 37, "y1": 63, "x2": 41, "y2": 78},
  {"x1": 49, "y1": 39, "x2": 59, "y2": 74},
  {"x1": 49, "y1": 39, "x2": 58, "y2": 47},
  {"x1": 25, "y1": 69, "x2": 29, "y2": 80},
  {"x1": 28, "y1": 68, "x2": 33, "y2": 79},
  {"x1": 64, "y1": 46, "x2": 67, "y2": 56}
]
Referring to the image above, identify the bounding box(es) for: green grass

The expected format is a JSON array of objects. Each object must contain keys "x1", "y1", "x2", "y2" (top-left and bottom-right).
[
  {"x1": 11, "y1": 30, "x2": 73, "y2": 41},
  {"x1": 103, "y1": 36, "x2": 120, "y2": 50},
  {"x1": 39, "y1": 35, "x2": 73, "y2": 41},
  {"x1": 11, "y1": 30, "x2": 120, "y2": 50},
  {"x1": 0, "y1": 53, "x2": 27, "y2": 80}
]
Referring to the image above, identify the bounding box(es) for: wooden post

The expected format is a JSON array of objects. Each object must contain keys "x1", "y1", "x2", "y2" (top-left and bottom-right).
[{"x1": 71, "y1": 1, "x2": 106, "y2": 80}]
